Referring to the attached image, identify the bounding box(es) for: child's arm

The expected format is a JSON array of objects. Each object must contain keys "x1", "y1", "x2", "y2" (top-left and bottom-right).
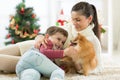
[
  {"x1": 40, "y1": 45, "x2": 64, "y2": 59},
  {"x1": 37, "y1": 39, "x2": 64, "y2": 59}
]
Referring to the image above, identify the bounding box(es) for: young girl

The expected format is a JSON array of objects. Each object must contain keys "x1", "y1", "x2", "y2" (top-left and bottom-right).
[
  {"x1": 0, "y1": 1, "x2": 102, "y2": 74},
  {"x1": 16, "y1": 26, "x2": 68, "y2": 80}
]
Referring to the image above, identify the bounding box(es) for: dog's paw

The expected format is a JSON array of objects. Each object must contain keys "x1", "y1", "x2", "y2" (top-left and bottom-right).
[{"x1": 77, "y1": 69, "x2": 83, "y2": 74}]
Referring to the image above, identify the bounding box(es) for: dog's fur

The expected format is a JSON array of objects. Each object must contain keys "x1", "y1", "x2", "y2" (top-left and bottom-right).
[{"x1": 59, "y1": 33, "x2": 98, "y2": 76}]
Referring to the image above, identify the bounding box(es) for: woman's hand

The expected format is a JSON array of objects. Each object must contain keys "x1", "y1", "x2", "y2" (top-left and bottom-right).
[
  {"x1": 63, "y1": 46, "x2": 78, "y2": 58},
  {"x1": 34, "y1": 35, "x2": 47, "y2": 49}
]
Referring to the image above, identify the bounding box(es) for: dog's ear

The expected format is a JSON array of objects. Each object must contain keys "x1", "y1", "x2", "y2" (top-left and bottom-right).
[
  {"x1": 77, "y1": 33, "x2": 83, "y2": 40},
  {"x1": 77, "y1": 33, "x2": 84, "y2": 38},
  {"x1": 78, "y1": 33, "x2": 80, "y2": 36},
  {"x1": 77, "y1": 33, "x2": 87, "y2": 42},
  {"x1": 72, "y1": 33, "x2": 81, "y2": 42}
]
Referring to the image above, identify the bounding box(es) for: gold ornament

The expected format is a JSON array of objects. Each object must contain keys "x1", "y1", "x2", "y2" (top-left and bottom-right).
[
  {"x1": 10, "y1": 18, "x2": 15, "y2": 25},
  {"x1": 15, "y1": 30, "x2": 21, "y2": 35},
  {"x1": 29, "y1": 34, "x2": 37, "y2": 38}
]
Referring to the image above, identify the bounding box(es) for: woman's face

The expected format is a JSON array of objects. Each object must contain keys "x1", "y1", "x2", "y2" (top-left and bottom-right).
[{"x1": 71, "y1": 11, "x2": 92, "y2": 31}]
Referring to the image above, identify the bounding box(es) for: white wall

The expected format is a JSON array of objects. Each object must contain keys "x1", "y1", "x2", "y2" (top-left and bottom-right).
[{"x1": 112, "y1": 0, "x2": 120, "y2": 50}]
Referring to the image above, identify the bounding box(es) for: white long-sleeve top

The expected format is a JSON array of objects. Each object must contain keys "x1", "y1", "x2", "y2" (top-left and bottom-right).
[{"x1": 60, "y1": 23, "x2": 103, "y2": 73}]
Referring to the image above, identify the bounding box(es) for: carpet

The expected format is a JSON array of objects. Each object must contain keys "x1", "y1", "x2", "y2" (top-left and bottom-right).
[{"x1": 0, "y1": 54, "x2": 120, "y2": 80}]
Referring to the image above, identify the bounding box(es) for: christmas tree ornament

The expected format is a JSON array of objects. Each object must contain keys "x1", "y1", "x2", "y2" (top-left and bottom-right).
[
  {"x1": 56, "y1": 9, "x2": 68, "y2": 26},
  {"x1": 33, "y1": 29, "x2": 39, "y2": 34},
  {"x1": 10, "y1": 18, "x2": 15, "y2": 25},
  {"x1": 6, "y1": 34, "x2": 11, "y2": 39},
  {"x1": 11, "y1": 39, "x2": 15, "y2": 44},
  {"x1": 32, "y1": 14, "x2": 36, "y2": 18},
  {"x1": 24, "y1": 32, "x2": 29, "y2": 36},
  {"x1": 29, "y1": 34, "x2": 36, "y2": 38},
  {"x1": 15, "y1": 24, "x2": 19, "y2": 29},
  {"x1": 15, "y1": 30, "x2": 21, "y2": 35},
  {"x1": 20, "y1": 7, "x2": 25, "y2": 14},
  {"x1": 26, "y1": 21, "x2": 31, "y2": 26}
]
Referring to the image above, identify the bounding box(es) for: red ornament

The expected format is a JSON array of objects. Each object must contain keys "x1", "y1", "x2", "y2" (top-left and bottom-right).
[
  {"x1": 32, "y1": 14, "x2": 36, "y2": 18},
  {"x1": 20, "y1": 7, "x2": 25, "y2": 14},
  {"x1": 33, "y1": 29, "x2": 39, "y2": 34},
  {"x1": 11, "y1": 39, "x2": 15, "y2": 44},
  {"x1": 57, "y1": 19, "x2": 64, "y2": 26},
  {"x1": 6, "y1": 34, "x2": 11, "y2": 39},
  {"x1": 16, "y1": 24, "x2": 19, "y2": 29},
  {"x1": 24, "y1": 32, "x2": 27, "y2": 35},
  {"x1": 57, "y1": 19, "x2": 62, "y2": 23}
]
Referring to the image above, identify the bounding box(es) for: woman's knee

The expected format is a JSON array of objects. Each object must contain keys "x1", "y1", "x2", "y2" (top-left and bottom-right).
[{"x1": 20, "y1": 69, "x2": 40, "y2": 80}]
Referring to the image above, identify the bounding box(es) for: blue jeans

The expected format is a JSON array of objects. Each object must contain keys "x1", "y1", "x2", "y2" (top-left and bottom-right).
[{"x1": 16, "y1": 47, "x2": 65, "y2": 80}]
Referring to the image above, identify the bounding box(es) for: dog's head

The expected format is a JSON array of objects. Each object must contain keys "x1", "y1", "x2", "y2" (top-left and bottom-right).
[
  {"x1": 70, "y1": 33, "x2": 88, "y2": 52},
  {"x1": 73, "y1": 33, "x2": 88, "y2": 44},
  {"x1": 72, "y1": 33, "x2": 91, "y2": 49}
]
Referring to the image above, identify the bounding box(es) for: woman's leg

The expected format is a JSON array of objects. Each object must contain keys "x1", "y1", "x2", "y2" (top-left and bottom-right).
[
  {"x1": 0, "y1": 54, "x2": 20, "y2": 73},
  {"x1": 0, "y1": 41, "x2": 34, "y2": 73},
  {"x1": 0, "y1": 44, "x2": 20, "y2": 56}
]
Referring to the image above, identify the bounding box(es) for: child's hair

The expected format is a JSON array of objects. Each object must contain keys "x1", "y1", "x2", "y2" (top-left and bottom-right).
[
  {"x1": 46, "y1": 26, "x2": 68, "y2": 38},
  {"x1": 71, "y1": 2, "x2": 100, "y2": 40}
]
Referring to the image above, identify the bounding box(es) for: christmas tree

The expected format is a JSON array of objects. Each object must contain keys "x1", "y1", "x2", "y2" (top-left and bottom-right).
[{"x1": 5, "y1": 0, "x2": 40, "y2": 45}]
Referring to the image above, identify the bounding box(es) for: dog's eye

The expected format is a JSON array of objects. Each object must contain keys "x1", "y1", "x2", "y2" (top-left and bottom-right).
[
  {"x1": 72, "y1": 43, "x2": 77, "y2": 46},
  {"x1": 70, "y1": 40, "x2": 77, "y2": 46}
]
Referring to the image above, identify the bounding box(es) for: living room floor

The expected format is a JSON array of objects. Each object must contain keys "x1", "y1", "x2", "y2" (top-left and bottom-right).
[{"x1": 102, "y1": 49, "x2": 120, "y2": 67}]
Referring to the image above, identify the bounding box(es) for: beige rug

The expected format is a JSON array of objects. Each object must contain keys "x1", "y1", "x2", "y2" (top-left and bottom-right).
[{"x1": 0, "y1": 54, "x2": 120, "y2": 80}]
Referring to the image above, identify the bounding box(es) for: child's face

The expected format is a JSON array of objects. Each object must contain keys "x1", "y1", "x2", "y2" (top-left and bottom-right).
[
  {"x1": 48, "y1": 32, "x2": 67, "y2": 50},
  {"x1": 71, "y1": 11, "x2": 92, "y2": 31}
]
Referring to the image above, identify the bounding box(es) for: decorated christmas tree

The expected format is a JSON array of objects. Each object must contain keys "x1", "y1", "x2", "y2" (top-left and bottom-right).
[{"x1": 5, "y1": 0, "x2": 40, "y2": 45}]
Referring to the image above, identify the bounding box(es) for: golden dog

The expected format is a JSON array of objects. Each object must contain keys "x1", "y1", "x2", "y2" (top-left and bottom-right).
[{"x1": 59, "y1": 33, "x2": 98, "y2": 76}]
